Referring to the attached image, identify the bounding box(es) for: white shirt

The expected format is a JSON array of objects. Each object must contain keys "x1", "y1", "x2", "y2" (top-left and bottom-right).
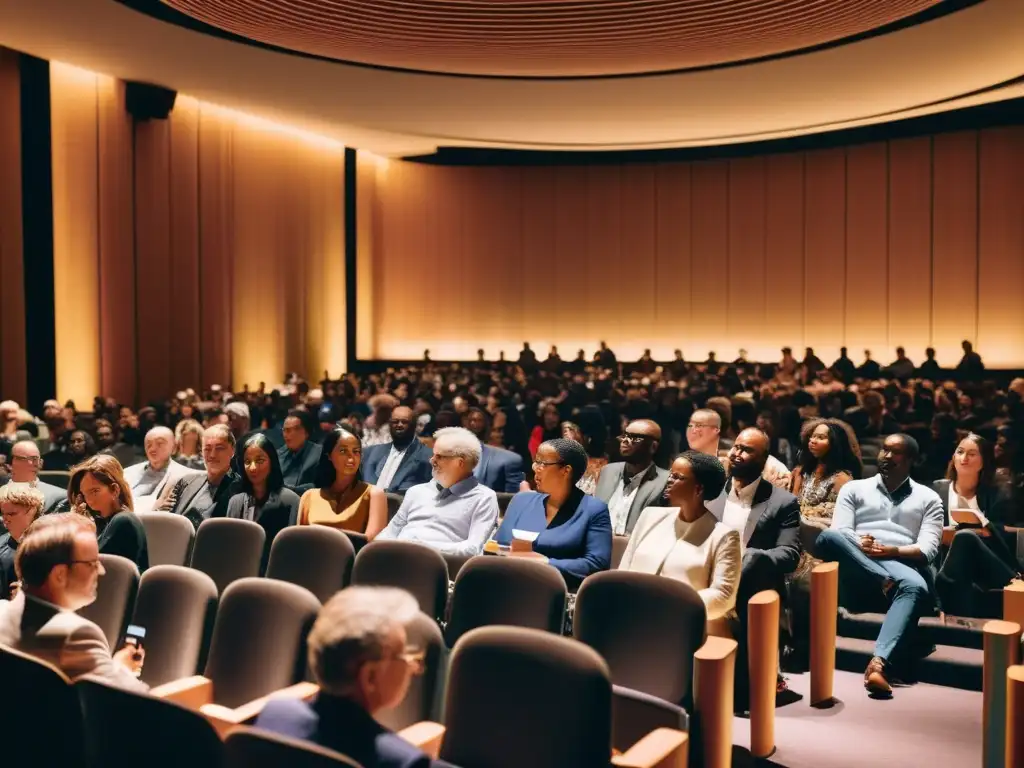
[
  {"x1": 722, "y1": 479, "x2": 758, "y2": 550},
  {"x1": 375, "y1": 443, "x2": 409, "y2": 491},
  {"x1": 607, "y1": 465, "x2": 651, "y2": 535},
  {"x1": 948, "y1": 482, "x2": 986, "y2": 525}
]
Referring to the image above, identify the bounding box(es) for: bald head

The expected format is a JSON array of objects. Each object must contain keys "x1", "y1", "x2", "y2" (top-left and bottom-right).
[
  {"x1": 144, "y1": 426, "x2": 175, "y2": 469},
  {"x1": 686, "y1": 409, "x2": 722, "y2": 455},
  {"x1": 618, "y1": 419, "x2": 661, "y2": 467},
  {"x1": 10, "y1": 440, "x2": 41, "y2": 482},
  {"x1": 728, "y1": 427, "x2": 770, "y2": 482}
]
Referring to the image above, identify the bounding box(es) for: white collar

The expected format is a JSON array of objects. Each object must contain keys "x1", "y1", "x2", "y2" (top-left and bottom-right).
[{"x1": 729, "y1": 478, "x2": 759, "y2": 505}]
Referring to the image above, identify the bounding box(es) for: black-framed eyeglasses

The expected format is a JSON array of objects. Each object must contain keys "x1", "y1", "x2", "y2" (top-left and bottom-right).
[
  {"x1": 618, "y1": 434, "x2": 652, "y2": 444},
  {"x1": 532, "y1": 460, "x2": 564, "y2": 468},
  {"x1": 68, "y1": 559, "x2": 102, "y2": 571}
]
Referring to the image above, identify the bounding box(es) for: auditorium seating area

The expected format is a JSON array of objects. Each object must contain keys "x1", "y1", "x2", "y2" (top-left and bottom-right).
[{"x1": 3, "y1": 2, "x2": 1024, "y2": 764}]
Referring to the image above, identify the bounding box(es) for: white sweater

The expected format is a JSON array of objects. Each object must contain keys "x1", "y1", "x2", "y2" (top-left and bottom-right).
[{"x1": 619, "y1": 507, "x2": 741, "y2": 625}]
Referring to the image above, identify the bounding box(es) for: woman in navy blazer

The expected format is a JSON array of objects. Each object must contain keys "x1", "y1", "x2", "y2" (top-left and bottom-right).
[{"x1": 495, "y1": 438, "x2": 612, "y2": 590}]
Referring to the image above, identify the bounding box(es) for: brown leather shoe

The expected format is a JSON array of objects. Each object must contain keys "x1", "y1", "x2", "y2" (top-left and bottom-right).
[{"x1": 864, "y1": 656, "x2": 892, "y2": 696}]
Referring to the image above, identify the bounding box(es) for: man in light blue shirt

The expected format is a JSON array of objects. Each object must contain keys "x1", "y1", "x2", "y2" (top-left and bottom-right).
[
  {"x1": 376, "y1": 427, "x2": 498, "y2": 558},
  {"x1": 816, "y1": 433, "x2": 943, "y2": 697}
]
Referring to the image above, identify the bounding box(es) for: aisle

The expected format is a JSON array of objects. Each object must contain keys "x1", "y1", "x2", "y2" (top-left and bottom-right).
[{"x1": 730, "y1": 669, "x2": 983, "y2": 768}]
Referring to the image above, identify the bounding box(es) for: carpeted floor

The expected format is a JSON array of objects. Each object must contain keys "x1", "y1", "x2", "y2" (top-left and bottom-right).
[{"x1": 729, "y1": 670, "x2": 983, "y2": 768}]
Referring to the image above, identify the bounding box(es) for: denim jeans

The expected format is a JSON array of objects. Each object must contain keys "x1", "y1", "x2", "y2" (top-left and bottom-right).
[{"x1": 816, "y1": 528, "x2": 932, "y2": 662}]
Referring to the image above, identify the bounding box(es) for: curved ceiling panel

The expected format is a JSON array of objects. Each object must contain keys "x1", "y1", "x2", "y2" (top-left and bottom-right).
[
  {"x1": 164, "y1": 0, "x2": 942, "y2": 77},
  {"x1": 1, "y1": 0, "x2": 1023, "y2": 155}
]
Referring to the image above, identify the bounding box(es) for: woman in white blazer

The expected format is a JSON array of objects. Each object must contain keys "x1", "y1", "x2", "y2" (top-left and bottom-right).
[{"x1": 619, "y1": 450, "x2": 741, "y2": 636}]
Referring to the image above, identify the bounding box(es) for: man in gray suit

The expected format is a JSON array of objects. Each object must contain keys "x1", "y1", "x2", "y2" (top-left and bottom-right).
[
  {"x1": 7, "y1": 440, "x2": 65, "y2": 514},
  {"x1": 0, "y1": 513, "x2": 147, "y2": 691},
  {"x1": 594, "y1": 419, "x2": 669, "y2": 536},
  {"x1": 123, "y1": 426, "x2": 201, "y2": 512}
]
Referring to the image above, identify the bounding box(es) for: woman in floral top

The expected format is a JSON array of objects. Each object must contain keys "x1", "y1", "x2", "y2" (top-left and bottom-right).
[{"x1": 786, "y1": 418, "x2": 862, "y2": 667}]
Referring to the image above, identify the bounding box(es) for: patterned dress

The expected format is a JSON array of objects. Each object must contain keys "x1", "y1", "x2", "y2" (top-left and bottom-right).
[{"x1": 791, "y1": 471, "x2": 842, "y2": 581}]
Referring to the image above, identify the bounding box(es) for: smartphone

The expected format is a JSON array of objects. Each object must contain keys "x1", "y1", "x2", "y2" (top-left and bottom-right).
[{"x1": 125, "y1": 624, "x2": 146, "y2": 678}]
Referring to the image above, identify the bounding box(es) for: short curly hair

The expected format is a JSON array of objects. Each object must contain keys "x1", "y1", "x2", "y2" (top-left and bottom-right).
[{"x1": 676, "y1": 450, "x2": 728, "y2": 501}]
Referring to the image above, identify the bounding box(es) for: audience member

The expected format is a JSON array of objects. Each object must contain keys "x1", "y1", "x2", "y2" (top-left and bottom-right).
[
  {"x1": 278, "y1": 409, "x2": 322, "y2": 489},
  {"x1": 956, "y1": 340, "x2": 984, "y2": 381},
  {"x1": 786, "y1": 419, "x2": 862, "y2": 666},
  {"x1": 496, "y1": 438, "x2": 611, "y2": 590},
  {"x1": 363, "y1": 406, "x2": 434, "y2": 492},
  {"x1": 173, "y1": 418, "x2": 205, "y2": 471},
  {"x1": 123, "y1": 426, "x2": 200, "y2": 513},
  {"x1": 593, "y1": 419, "x2": 669, "y2": 536},
  {"x1": 224, "y1": 401, "x2": 252, "y2": 442},
  {"x1": 6, "y1": 440, "x2": 66, "y2": 514},
  {"x1": 298, "y1": 426, "x2": 387, "y2": 538},
  {"x1": 620, "y1": 451, "x2": 740, "y2": 635},
  {"x1": 528, "y1": 403, "x2": 562, "y2": 458},
  {"x1": 226, "y1": 433, "x2": 300, "y2": 572},
  {"x1": 465, "y1": 407, "x2": 525, "y2": 492},
  {"x1": 934, "y1": 434, "x2": 1016, "y2": 617},
  {"x1": 918, "y1": 348, "x2": 942, "y2": 381},
  {"x1": 376, "y1": 427, "x2": 498, "y2": 556},
  {"x1": 363, "y1": 394, "x2": 399, "y2": 448},
  {"x1": 257, "y1": 586, "x2": 443, "y2": 767},
  {"x1": 561, "y1": 419, "x2": 608, "y2": 495},
  {"x1": 816, "y1": 434, "x2": 943, "y2": 696},
  {"x1": 68, "y1": 455, "x2": 149, "y2": 572},
  {"x1": 857, "y1": 350, "x2": 881, "y2": 379},
  {"x1": 886, "y1": 347, "x2": 916, "y2": 380},
  {"x1": 708, "y1": 427, "x2": 801, "y2": 708},
  {"x1": 831, "y1": 347, "x2": 856, "y2": 383},
  {"x1": 157, "y1": 425, "x2": 241, "y2": 528},
  {"x1": 0, "y1": 513, "x2": 147, "y2": 690},
  {"x1": 0, "y1": 483, "x2": 44, "y2": 597}
]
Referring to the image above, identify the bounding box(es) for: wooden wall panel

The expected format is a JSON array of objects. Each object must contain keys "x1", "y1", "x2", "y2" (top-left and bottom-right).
[
  {"x1": 931, "y1": 131, "x2": 979, "y2": 365},
  {"x1": 727, "y1": 157, "x2": 767, "y2": 360},
  {"x1": 197, "y1": 109, "x2": 234, "y2": 388},
  {"x1": 887, "y1": 137, "x2": 932, "y2": 362},
  {"x1": 977, "y1": 127, "x2": 1024, "y2": 368},
  {"x1": 355, "y1": 153, "x2": 378, "y2": 361},
  {"x1": 96, "y1": 78, "x2": 135, "y2": 407},
  {"x1": 689, "y1": 161, "x2": 729, "y2": 357},
  {"x1": 50, "y1": 63, "x2": 101, "y2": 407},
  {"x1": 134, "y1": 119, "x2": 173, "y2": 404},
  {"x1": 0, "y1": 49, "x2": 27, "y2": 403},
  {"x1": 553, "y1": 166, "x2": 591, "y2": 359},
  {"x1": 844, "y1": 142, "x2": 889, "y2": 361},
  {"x1": 764, "y1": 153, "x2": 805, "y2": 356},
  {"x1": 653, "y1": 162, "x2": 692, "y2": 360},
  {"x1": 803, "y1": 149, "x2": 846, "y2": 361},
  {"x1": 169, "y1": 97, "x2": 201, "y2": 392},
  {"x1": 585, "y1": 165, "x2": 623, "y2": 349},
  {"x1": 519, "y1": 166, "x2": 556, "y2": 357},
  {"x1": 619, "y1": 164, "x2": 658, "y2": 353}
]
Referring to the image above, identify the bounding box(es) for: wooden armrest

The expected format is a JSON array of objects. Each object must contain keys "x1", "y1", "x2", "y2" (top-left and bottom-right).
[
  {"x1": 200, "y1": 682, "x2": 320, "y2": 726},
  {"x1": 1005, "y1": 581, "x2": 1024, "y2": 631},
  {"x1": 694, "y1": 635, "x2": 737, "y2": 662},
  {"x1": 399, "y1": 721, "x2": 446, "y2": 758},
  {"x1": 150, "y1": 676, "x2": 213, "y2": 709},
  {"x1": 612, "y1": 728, "x2": 688, "y2": 768}
]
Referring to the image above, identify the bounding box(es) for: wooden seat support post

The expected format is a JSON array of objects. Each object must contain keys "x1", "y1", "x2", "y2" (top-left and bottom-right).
[
  {"x1": 810, "y1": 562, "x2": 839, "y2": 706},
  {"x1": 983, "y1": 621, "x2": 1021, "y2": 768},
  {"x1": 693, "y1": 636, "x2": 737, "y2": 768},
  {"x1": 747, "y1": 590, "x2": 779, "y2": 758}
]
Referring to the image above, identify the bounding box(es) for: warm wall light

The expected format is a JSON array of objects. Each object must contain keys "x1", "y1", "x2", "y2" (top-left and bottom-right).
[
  {"x1": 189, "y1": 98, "x2": 344, "y2": 152},
  {"x1": 50, "y1": 60, "x2": 101, "y2": 85}
]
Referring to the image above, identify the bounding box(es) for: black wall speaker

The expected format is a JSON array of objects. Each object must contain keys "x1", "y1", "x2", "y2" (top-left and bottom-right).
[{"x1": 125, "y1": 81, "x2": 177, "y2": 121}]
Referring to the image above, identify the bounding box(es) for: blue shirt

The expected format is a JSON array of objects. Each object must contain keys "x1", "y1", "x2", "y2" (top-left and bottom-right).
[
  {"x1": 831, "y1": 475, "x2": 944, "y2": 563},
  {"x1": 495, "y1": 491, "x2": 612, "y2": 588},
  {"x1": 377, "y1": 476, "x2": 498, "y2": 557}
]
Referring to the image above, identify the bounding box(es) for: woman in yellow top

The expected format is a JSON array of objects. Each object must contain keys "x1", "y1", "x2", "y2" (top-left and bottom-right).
[{"x1": 297, "y1": 426, "x2": 387, "y2": 538}]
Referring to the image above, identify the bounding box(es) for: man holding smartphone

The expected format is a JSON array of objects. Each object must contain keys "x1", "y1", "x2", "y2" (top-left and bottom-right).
[{"x1": 0, "y1": 513, "x2": 148, "y2": 691}]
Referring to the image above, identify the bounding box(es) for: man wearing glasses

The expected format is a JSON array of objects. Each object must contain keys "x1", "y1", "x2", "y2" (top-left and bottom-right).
[
  {"x1": 6, "y1": 440, "x2": 66, "y2": 516},
  {"x1": 376, "y1": 427, "x2": 498, "y2": 557},
  {"x1": 0, "y1": 513, "x2": 148, "y2": 691},
  {"x1": 257, "y1": 586, "x2": 451, "y2": 767},
  {"x1": 594, "y1": 419, "x2": 669, "y2": 536}
]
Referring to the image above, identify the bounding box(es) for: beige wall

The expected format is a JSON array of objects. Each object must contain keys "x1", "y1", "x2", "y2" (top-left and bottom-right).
[{"x1": 360, "y1": 129, "x2": 1024, "y2": 367}]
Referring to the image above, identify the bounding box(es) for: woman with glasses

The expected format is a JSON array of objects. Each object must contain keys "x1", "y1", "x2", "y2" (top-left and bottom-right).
[
  {"x1": 68, "y1": 454, "x2": 149, "y2": 572},
  {"x1": 494, "y1": 438, "x2": 612, "y2": 590},
  {"x1": 0, "y1": 483, "x2": 45, "y2": 597},
  {"x1": 226, "y1": 433, "x2": 300, "y2": 573},
  {"x1": 298, "y1": 426, "x2": 387, "y2": 539},
  {"x1": 618, "y1": 450, "x2": 740, "y2": 635}
]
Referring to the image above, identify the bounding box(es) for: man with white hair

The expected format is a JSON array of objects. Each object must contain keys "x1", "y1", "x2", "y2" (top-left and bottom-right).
[
  {"x1": 256, "y1": 586, "x2": 447, "y2": 767},
  {"x1": 5, "y1": 440, "x2": 66, "y2": 515},
  {"x1": 123, "y1": 426, "x2": 200, "y2": 512},
  {"x1": 224, "y1": 401, "x2": 251, "y2": 442},
  {"x1": 376, "y1": 427, "x2": 498, "y2": 557},
  {"x1": 0, "y1": 400, "x2": 20, "y2": 442}
]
